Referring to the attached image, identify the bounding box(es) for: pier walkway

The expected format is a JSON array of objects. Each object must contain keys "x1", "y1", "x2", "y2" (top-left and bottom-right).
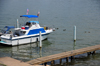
[
  {"x1": 26, "y1": 44, "x2": 100, "y2": 65},
  {"x1": 0, "y1": 57, "x2": 44, "y2": 66}
]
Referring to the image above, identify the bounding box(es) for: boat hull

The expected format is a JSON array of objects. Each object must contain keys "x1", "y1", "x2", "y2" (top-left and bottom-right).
[{"x1": 0, "y1": 33, "x2": 50, "y2": 46}]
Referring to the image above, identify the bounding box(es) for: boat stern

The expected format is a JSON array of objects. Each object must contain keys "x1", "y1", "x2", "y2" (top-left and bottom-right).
[
  {"x1": 0, "y1": 35, "x2": 12, "y2": 45},
  {"x1": 0, "y1": 40, "x2": 12, "y2": 45}
]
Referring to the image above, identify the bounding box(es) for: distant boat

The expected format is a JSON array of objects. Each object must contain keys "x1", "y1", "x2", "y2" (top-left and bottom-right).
[{"x1": 0, "y1": 14, "x2": 53, "y2": 46}]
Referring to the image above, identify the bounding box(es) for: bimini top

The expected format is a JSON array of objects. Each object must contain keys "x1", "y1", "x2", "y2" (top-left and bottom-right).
[
  {"x1": 4, "y1": 26, "x2": 15, "y2": 29},
  {"x1": 4, "y1": 26, "x2": 15, "y2": 31},
  {"x1": 20, "y1": 15, "x2": 38, "y2": 18},
  {"x1": 29, "y1": 21, "x2": 39, "y2": 24}
]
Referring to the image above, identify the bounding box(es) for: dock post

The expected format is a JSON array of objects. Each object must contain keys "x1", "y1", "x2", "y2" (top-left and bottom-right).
[
  {"x1": 87, "y1": 52, "x2": 91, "y2": 56},
  {"x1": 44, "y1": 62, "x2": 47, "y2": 66},
  {"x1": 60, "y1": 59, "x2": 62, "y2": 64},
  {"x1": 71, "y1": 56, "x2": 73, "y2": 61},
  {"x1": 92, "y1": 51, "x2": 96, "y2": 55},
  {"x1": 39, "y1": 31, "x2": 42, "y2": 48},
  {"x1": 66, "y1": 57, "x2": 69, "y2": 63},
  {"x1": 73, "y1": 25, "x2": 76, "y2": 42},
  {"x1": 71, "y1": 56, "x2": 75, "y2": 62},
  {"x1": 51, "y1": 60, "x2": 55, "y2": 65}
]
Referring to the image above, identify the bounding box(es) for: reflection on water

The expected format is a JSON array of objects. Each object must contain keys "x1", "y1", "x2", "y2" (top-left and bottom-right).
[
  {"x1": 0, "y1": 40, "x2": 52, "y2": 62},
  {"x1": 73, "y1": 42, "x2": 76, "y2": 50},
  {"x1": 11, "y1": 43, "x2": 39, "y2": 61}
]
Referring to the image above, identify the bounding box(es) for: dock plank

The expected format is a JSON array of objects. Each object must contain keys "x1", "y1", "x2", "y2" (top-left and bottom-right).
[
  {"x1": 0, "y1": 57, "x2": 44, "y2": 66},
  {"x1": 26, "y1": 44, "x2": 100, "y2": 65}
]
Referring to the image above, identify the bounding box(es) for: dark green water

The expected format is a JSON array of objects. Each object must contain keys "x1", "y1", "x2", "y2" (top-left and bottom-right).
[{"x1": 0, "y1": 0, "x2": 100, "y2": 66}]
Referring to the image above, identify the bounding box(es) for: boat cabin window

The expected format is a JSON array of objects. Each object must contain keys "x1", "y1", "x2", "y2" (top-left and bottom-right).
[
  {"x1": 25, "y1": 22, "x2": 32, "y2": 27},
  {"x1": 26, "y1": 22, "x2": 31, "y2": 26},
  {"x1": 20, "y1": 31, "x2": 26, "y2": 34},
  {"x1": 32, "y1": 22, "x2": 36, "y2": 25}
]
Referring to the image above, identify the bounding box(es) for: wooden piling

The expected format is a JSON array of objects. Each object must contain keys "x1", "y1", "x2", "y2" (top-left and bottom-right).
[
  {"x1": 51, "y1": 60, "x2": 55, "y2": 65},
  {"x1": 60, "y1": 59, "x2": 62, "y2": 64},
  {"x1": 87, "y1": 52, "x2": 91, "y2": 56},
  {"x1": 66, "y1": 57, "x2": 69, "y2": 63},
  {"x1": 93, "y1": 51, "x2": 96, "y2": 54},
  {"x1": 71, "y1": 56, "x2": 75, "y2": 61},
  {"x1": 44, "y1": 62, "x2": 47, "y2": 66},
  {"x1": 92, "y1": 51, "x2": 96, "y2": 55}
]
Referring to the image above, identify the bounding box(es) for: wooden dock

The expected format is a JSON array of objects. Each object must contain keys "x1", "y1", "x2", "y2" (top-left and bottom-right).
[
  {"x1": 26, "y1": 44, "x2": 100, "y2": 65},
  {"x1": 0, "y1": 57, "x2": 45, "y2": 66}
]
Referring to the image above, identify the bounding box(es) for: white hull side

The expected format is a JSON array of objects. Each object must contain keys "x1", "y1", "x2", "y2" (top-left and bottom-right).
[{"x1": 1, "y1": 35, "x2": 47, "y2": 46}]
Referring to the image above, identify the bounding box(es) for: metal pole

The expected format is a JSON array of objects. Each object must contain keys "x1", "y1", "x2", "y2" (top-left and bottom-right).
[
  {"x1": 17, "y1": 19, "x2": 19, "y2": 28},
  {"x1": 39, "y1": 31, "x2": 42, "y2": 48},
  {"x1": 74, "y1": 25, "x2": 76, "y2": 42}
]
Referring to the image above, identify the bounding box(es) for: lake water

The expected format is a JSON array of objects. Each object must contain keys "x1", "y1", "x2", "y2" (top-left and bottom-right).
[{"x1": 0, "y1": 0, "x2": 100, "y2": 66}]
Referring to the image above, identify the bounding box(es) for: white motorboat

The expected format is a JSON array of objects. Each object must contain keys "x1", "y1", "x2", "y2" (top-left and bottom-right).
[{"x1": 0, "y1": 14, "x2": 53, "y2": 46}]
